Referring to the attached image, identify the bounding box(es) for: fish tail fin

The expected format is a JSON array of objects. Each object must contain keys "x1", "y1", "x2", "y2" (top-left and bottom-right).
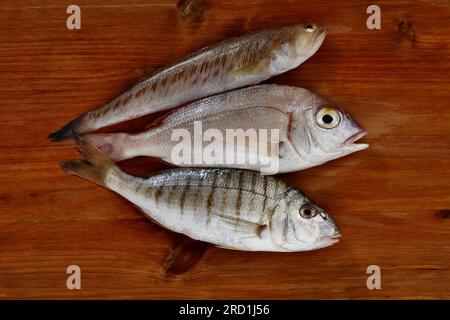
[
  {"x1": 48, "y1": 115, "x2": 84, "y2": 141},
  {"x1": 84, "y1": 132, "x2": 131, "y2": 162},
  {"x1": 59, "y1": 136, "x2": 117, "y2": 187}
]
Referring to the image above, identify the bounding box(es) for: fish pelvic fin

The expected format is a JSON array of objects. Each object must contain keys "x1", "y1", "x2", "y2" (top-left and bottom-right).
[
  {"x1": 48, "y1": 115, "x2": 84, "y2": 141},
  {"x1": 59, "y1": 136, "x2": 117, "y2": 187}
]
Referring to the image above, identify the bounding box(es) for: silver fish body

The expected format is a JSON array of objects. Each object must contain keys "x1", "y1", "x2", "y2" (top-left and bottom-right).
[
  {"x1": 61, "y1": 139, "x2": 340, "y2": 252},
  {"x1": 49, "y1": 23, "x2": 327, "y2": 141},
  {"x1": 86, "y1": 85, "x2": 368, "y2": 174}
]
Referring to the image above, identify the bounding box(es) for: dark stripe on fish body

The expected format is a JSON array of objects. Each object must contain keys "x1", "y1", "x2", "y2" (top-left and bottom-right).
[
  {"x1": 249, "y1": 171, "x2": 257, "y2": 214},
  {"x1": 166, "y1": 185, "x2": 176, "y2": 208},
  {"x1": 135, "y1": 182, "x2": 143, "y2": 194},
  {"x1": 219, "y1": 170, "x2": 232, "y2": 217},
  {"x1": 204, "y1": 60, "x2": 211, "y2": 76},
  {"x1": 205, "y1": 174, "x2": 217, "y2": 224},
  {"x1": 179, "y1": 177, "x2": 190, "y2": 215},
  {"x1": 235, "y1": 171, "x2": 243, "y2": 224},
  {"x1": 153, "y1": 186, "x2": 162, "y2": 205},
  {"x1": 135, "y1": 88, "x2": 144, "y2": 99},
  {"x1": 192, "y1": 179, "x2": 200, "y2": 211},
  {"x1": 180, "y1": 67, "x2": 188, "y2": 84},
  {"x1": 113, "y1": 101, "x2": 121, "y2": 110},
  {"x1": 282, "y1": 209, "x2": 289, "y2": 243},
  {"x1": 212, "y1": 55, "x2": 220, "y2": 71},
  {"x1": 262, "y1": 176, "x2": 268, "y2": 213},
  {"x1": 144, "y1": 184, "x2": 154, "y2": 197},
  {"x1": 220, "y1": 54, "x2": 226, "y2": 67},
  {"x1": 228, "y1": 58, "x2": 235, "y2": 72},
  {"x1": 160, "y1": 76, "x2": 167, "y2": 89},
  {"x1": 192, "y1": 72, "x2": 198, "y2": 85},
  {"x1": 169, "y1": 72, "x2": 176, "y2": 84},
  {"x1": 155, "y1": 77, "x2": 162, "y2": 91},
  {"x1": 253, "y1": 43, "x2": 261, "y2": 58},
  {"x1": 199, "y1": 60, "x2": 206, "y2": 74},
  {"x1": 243, "y1": 47, "x2": 252, "y2": 65},
  {"x1": 233, "y1": 49, "x2": 242, "y2": 67},
  {"x1": 150, "y1": 81, "x2": 157, "y2": 92},
  {"x1": 243, "y1": 46, "x2": 252, "y2": 65},
  {"x1": 123, "y1": 94, "x2": 131, "y2": 106},
  {"x1": 220, "y1": 55, "x2": 227, "y2": 74},
  {"x1": 183, "y1": 65, "x2": 192, "y2": 83},
  {"x1": 273, "y1": 178, "x2": 279, "y2": 197},
  {"x1": 192, "y1": 65, "x2": 200, "y2": 84},
  {"x1": 277, "y1": 180, "x2": 286, "y2": 197}
]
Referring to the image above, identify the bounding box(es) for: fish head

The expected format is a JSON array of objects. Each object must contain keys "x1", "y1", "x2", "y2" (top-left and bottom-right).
[
  {"x1": 266, "y1": 24, "x2": 326, "y2": 74},
  {"x1": 291, "y1": 23, "x2": 327, "y2": 62},
  {"x1": 293, "y1": 100, "x2": 368, "y2": 164},
  {"x1": 273, "y1": 190, "x2": 340, "y2": 251}
]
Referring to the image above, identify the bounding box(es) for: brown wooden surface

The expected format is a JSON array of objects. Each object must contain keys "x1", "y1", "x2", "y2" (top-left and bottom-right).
[{"x1": 1, "y1": 0, "x2": 449, "y2": 299}]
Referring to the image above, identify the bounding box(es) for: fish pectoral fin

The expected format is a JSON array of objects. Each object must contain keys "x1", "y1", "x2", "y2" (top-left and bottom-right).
[
  {"x1": 231, "y1": 59, "x2": 269, "y2": 77},
  {"x1": 218, "y1": 215, "x2": 266, "y2": 238}
]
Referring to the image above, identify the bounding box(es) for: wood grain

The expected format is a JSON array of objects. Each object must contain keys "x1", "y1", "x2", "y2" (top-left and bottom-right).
[{"x1": 0, "y1": 0, "x2": 449, "y2": 299}]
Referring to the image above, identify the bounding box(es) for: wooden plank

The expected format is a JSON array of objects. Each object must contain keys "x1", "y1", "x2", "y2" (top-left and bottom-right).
[{"x1": 0, "y1": 0, "x2": 449, "y2": 299}]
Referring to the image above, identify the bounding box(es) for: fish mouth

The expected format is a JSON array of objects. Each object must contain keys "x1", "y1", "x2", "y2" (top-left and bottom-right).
[
  {"x1": 316, "y1": 233, "x2": 341, "y2": 248},
  {"x1": 312, "y1": 27, "x2": 327, "y2": 47},
  {"x1": 343, "y1": 129, "x2": 369, "y2": 151}
]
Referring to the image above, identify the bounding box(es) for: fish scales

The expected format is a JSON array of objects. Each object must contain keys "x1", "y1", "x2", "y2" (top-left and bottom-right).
[
  {"x1": 60, "y1": 139, "x2": 340, "y2": 251},
  {"x1": 86, "y1": 85, "x2": 368, "y2": 174},
  {"x1": 49, "y1": 24, "x2": 327, "y2": 140},
  {"x1": 116, "y1": 168, "x2": 284, "y2": 225}
]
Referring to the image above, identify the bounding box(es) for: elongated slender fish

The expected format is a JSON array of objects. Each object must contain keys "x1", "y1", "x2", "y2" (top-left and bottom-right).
[
  {"x1": 49, "y1": 23, "x2": 327, "y2": 141},
  {"x1": 85, "y1": 85, "x2": 368, "y2": 174},
  {"x1": 61, "y1": 138, "x2": 340, "y2": 252}
]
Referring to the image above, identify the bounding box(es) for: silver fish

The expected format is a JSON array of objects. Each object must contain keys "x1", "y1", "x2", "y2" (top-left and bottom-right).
[
  {"x1": 85, "y1": 85, "x2": 368, "y2": 174},
  {"x1": 49, "y1": 23, "x2": 327, "y2": 141},
  {"x1": 60, "y1": 138, "x2": 340, "y2": 252}
]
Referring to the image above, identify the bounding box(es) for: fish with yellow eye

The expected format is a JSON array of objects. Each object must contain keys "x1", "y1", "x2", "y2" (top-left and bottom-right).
[{"x1": 84, "y1": 85, "x2": 368, "y2": 174}]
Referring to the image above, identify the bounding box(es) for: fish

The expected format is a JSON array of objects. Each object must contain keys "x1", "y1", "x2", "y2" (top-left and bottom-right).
[
  {"x1": 60, "y1": 138, "x2": 340, "y2": 252},
  {"x1": 85, "y1": 84, "x2": 368, "y2": 174},
  {"x1": 49, "y1": 23, "x2": 327, "y2": 141}
]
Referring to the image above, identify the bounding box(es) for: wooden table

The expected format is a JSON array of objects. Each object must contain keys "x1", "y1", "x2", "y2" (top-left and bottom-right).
[{"x1": 1, "y1": 0, "x2": 449, "y2": 299}]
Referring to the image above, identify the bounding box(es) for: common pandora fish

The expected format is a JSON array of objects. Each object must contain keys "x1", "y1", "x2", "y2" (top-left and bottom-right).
[
  {"x1": 49, "y1": 23, "x2": 327, "y2": 141},
  {"x1": 61, "y1": 138, "x2": 340, "y2": 252},
  {"x1": 85, "y1": 85, "x2": 368, "y2": 174}
]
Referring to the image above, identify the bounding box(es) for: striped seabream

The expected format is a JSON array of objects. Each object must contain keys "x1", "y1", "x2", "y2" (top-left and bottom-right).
[{"x1": 60, "y1": 138, "x2": 340, "y2": 252}]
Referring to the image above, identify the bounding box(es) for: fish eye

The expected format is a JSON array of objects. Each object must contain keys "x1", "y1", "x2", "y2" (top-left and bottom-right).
[
  {"x1": 304, "y1": 24, "x2": 315, "y2": 32},
  {"x1": 299, "y1": 203, "x2": 318, "y2": 219},
  {"x1": 315, "y1": 107, "x2": 341, "y2": 129}
]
